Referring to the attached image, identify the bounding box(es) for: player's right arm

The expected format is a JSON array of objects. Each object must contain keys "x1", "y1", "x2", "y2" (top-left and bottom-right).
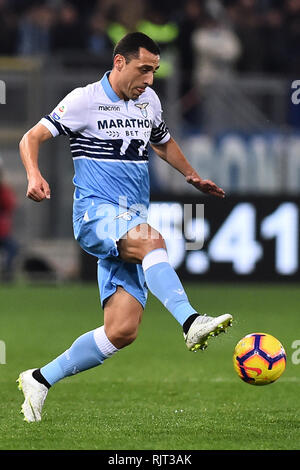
[
  {"x1": 20, "y1": 86, "x2": 88, "y2": 202},
  {"x1": 19, "y1": 123, "x2": 53, "y2": 202}
]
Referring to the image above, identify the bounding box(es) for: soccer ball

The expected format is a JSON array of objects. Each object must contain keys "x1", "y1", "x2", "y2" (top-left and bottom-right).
[{"x1": 233, "y1": 333, "x2": 286, "y2": 385}]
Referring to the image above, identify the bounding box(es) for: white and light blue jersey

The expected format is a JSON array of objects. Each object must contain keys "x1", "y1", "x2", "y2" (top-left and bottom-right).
[{"x1": 40, "y1": 71, "x2": 170, "y2": 221}]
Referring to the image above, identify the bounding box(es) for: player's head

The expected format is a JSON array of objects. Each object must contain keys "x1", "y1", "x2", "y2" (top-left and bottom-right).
[
  {"x1": 111, "y1": 32, "x2": 160, "y2": 100},
  {"x1": 113, "y1": 32, "x2": 160, "y2": 63}
]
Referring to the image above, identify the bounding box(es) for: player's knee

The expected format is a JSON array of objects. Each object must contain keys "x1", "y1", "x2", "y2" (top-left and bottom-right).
[
  {"x1": 144, "y1": 234, "x2": 165, "y2": 253},
  {"x1": 106, "y1": 321, "x2": 139, "y2": 349},
  {"x1": 120, "y1": 225, "x2": 166, "y2": 262},
  {"x1": 137, "y1": 237, "x2": 166, "y2": 263}
]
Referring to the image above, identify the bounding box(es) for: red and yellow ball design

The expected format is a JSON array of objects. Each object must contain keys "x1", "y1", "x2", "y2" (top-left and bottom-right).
[{"x1": 233, "y1": 333, "x2": 286, "y2": 385}]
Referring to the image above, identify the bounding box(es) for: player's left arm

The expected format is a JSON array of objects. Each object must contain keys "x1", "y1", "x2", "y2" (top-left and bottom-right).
[{"x1": 151, "y1": 137, "x2": 225, "y2": 198}]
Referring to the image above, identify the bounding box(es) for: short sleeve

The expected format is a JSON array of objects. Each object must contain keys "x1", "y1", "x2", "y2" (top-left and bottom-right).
[
  {"x1": 150, "y1": 93, "x2": 170, "y2": 145},
  {"x1": 39, "y1": 87, "x2": 89, "y2": 137}
]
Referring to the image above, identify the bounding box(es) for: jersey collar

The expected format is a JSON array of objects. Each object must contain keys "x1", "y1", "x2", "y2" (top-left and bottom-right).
[{"x1": 101, "y1": 71, "x2": 121, "y2": 102}]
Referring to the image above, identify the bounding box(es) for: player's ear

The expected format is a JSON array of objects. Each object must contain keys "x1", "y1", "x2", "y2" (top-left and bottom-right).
[{"x1": 113, "y1": 54, "x2": 126, "y2": 72}]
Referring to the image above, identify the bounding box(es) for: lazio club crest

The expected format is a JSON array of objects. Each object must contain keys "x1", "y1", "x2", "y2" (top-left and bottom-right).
[{"x1": 135, "y1": 102, "x2": 149, "y2": 118}]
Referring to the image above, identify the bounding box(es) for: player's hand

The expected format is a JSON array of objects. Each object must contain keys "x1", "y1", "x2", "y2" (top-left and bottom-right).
[
  {"x1": 26, "y1": 173, "x2": 51, "y2": 202},
  {"x1": 186, "y1": 174, "x2": 225, "y2": 198}
]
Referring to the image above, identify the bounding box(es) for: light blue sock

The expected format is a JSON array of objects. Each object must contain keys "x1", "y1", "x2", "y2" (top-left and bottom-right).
[
  {"x1": 142, "y1": 248, "x2": 197, "y2": 326},
  {"x1": 41, "y1": 326, "x2": 118, "y2": 386}
]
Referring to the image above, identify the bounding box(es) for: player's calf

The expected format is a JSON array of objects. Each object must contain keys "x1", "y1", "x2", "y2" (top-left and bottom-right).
[{"x1": 103, "y1": 286, "x2": 143, "y2": 349}]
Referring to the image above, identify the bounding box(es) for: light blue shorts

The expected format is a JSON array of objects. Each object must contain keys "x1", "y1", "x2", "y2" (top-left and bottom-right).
[{"x1": 73, "y1": 200, "x2": 148, "y2": 309}]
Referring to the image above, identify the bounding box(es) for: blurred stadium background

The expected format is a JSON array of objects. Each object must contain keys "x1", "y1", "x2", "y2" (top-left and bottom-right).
[{"x1": 1, "y1": 0, "x2": 300, "y2": 284}]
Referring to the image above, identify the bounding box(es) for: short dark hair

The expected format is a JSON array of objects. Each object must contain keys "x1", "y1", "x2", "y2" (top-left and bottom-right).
[{"x1": 113, "y1": 32, "x2": 160, "y2": 63}]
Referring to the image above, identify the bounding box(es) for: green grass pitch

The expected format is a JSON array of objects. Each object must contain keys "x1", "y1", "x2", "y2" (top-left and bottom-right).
[{"x1": 0, "y1": 283, "x2": 299, "y2": 450}]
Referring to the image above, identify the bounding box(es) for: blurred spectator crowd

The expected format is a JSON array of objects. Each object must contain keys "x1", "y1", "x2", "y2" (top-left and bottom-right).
[{"x1": 0, "y1": 0, "x2": 299, "y2": 78}]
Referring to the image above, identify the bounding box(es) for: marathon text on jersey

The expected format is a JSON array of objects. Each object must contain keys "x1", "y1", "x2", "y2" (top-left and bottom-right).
[{"x1": 98, "y1": 118, "x2": 153, "y2": 130}]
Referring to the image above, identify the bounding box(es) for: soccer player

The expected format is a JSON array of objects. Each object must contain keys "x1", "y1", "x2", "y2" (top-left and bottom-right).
[{"x1": 17, "y1": 32, "x2": 232, "y2": 422}]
